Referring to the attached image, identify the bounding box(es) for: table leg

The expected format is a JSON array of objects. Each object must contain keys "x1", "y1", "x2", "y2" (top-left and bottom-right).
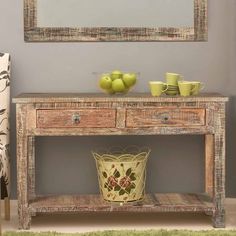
[
  {"x1": 16, "y1": 104, "x2": 31, "y2": 229},
  {"x1": 28, "y1": 136, "x2": 36, "y2": 200},
  {"x1": 205, "y1": 134, "x2": 214, "y2": 198},
  {"x1": 212, "y1": 104, "x2": 226, "y2": 228}
]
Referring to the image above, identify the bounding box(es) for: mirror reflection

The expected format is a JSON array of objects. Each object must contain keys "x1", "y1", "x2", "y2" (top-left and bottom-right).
[{"x1": 37, "y1": 0, "x2": 194, "y2": 28}]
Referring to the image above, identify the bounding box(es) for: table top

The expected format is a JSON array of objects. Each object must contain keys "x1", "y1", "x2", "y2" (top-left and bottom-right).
[{"x1": 12, "y1": 93, "x2": 229, "y2": 103}]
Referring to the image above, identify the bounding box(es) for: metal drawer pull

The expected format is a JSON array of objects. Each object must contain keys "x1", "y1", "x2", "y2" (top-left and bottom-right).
[
  {"x1": 161, "y1": 114, "x2": 170, "y2": 122},
  {"x1": 72, "y1": 114, "x2": 81, "y2": 124}
]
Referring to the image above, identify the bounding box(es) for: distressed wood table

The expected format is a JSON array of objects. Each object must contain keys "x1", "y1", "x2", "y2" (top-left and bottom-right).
[{"x1": 13, "y1": 93, "x2": 228, "y2": 229}]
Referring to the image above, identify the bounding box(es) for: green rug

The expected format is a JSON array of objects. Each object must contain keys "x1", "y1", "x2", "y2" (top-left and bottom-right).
[{"x1": 3, "y1": 230, "x2": 236, "y2": 236}]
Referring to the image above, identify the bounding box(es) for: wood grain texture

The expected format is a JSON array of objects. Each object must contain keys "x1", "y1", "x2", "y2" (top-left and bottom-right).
[
  {"x1": 24, "y1": 0, "x2": 207, "y2": 42},
  {"x1": 13, "y1": 93, "x2": 228, "y2": 104},
  {"x1": 116, "y1": 108, "x2": 126, "y2": 128},
  {"x1": 28, "y1": 136, "x2": 36, "y2": 200},
  {"x1": 205, "y1": 134, "x2": 214, "y2": 198},
  {"x1": 16, "y1": 104, "x2": 31, "y2": 229},
  {"x1": 14, "y1": 93, "x2": 228, "y2": 229},
  {"x1": 29, "y1": 193, "x2": 214, "y2": 214},
  {"x1": 126, "y1": 108, "x2": 205, "y2": 127},
  {"x1": 194, "y1": 0, "x2": 208, "y2": 41},
  {"x1": 212, "y1": 103, "x2": 226, "y2": 228},
  {"x1": 29, "y1": 127, "x2": 213, "y2": 137},
  {"x1": 37, "y1": 109, "x2": 116, "y2": 128}
]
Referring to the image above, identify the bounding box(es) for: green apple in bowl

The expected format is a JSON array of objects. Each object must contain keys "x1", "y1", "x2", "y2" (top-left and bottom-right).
[
  {"x1": 110, "y1": 70, "x2": 123, "y2": 81},
  {"x1": 98, "y1": 70, "x2": 138, "y2": 94},
  {"x1": 123, "y1": 73, "x2": 137, "y2": 88},
  {"x1": 99, "y1": 74, "x2": 112, "y2": 90},
  {"x1": 112, "y1": 79, "x2": 126, "y2": 93}
]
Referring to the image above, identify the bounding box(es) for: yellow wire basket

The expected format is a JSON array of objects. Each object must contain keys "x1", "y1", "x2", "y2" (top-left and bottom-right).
[{"x1": 92, "y1": 147, "x2": 151, "y2": 202}]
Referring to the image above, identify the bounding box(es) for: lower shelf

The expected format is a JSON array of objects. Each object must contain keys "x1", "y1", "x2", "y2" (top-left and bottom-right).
[{"x1": 29, "y1": 193, "x2": 214, "y2": 215}]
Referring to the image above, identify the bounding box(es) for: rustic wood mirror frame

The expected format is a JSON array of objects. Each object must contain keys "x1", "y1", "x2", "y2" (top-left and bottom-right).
[{"x1": 24, "y1": 0, "x2": 207, "y2": 42}]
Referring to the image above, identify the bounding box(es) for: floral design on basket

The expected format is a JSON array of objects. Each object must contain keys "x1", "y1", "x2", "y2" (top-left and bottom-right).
[{"x1": 103, "y1": 166, "x2": 137, "y2": 196}]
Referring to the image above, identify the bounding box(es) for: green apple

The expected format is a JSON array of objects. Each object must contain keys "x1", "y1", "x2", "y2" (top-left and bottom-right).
[
  {"x1": 110, "y1": 70, "x2": 123, "y2": 81},
  {"x1": 99, "y1": 74, "x2": 112, "y2": 90},
  {"x1": 123, "y1": 73, "x2": 137, "y2": 88},
  {"x1": 112, "y1": 79, "x2": 126, "y2": 93}
]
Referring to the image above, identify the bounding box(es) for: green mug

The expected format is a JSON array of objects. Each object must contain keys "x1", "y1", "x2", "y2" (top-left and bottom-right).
[
  {"x1": 178, "y1": 81, "x2": 197, "y2": 97},
  {"x1": 166, "y1": 73, "x2": 183, "y2": 86},
  {"x1": 191, "y1": 81, "x2": 204, "y2": 95},
  {"x1": 149, "y1": 81, "x2": 168, "y2": 97}
]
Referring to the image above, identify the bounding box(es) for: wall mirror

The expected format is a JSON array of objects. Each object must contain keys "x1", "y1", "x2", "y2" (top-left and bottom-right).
[{"x1": 24, "y1": 0, "x2": 207, "y2": 42}]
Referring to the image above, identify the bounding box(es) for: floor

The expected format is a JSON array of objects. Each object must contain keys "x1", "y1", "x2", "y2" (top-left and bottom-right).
[{"x1": 2, "y1": 199, "x2": 236, "y2": 233}]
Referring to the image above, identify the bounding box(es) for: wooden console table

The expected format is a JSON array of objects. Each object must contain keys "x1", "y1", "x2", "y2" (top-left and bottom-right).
[{"x1": 13, "y1": 93, "x2": 228, "y2": 229}]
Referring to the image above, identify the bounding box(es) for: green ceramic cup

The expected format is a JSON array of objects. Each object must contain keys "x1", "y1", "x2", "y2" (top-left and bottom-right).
[
  {"x1": 166, "y1": 73, "x2": 183, "y2": 86},
  {"x1": 149, "y1": 81, "x2": 168, "y2": 97},
  {"x1": 191, "y1": 81, "x2": 204, "y2": 95},
  {"x1": 178, "y1": 81, "x2": 197, "y2": 97}
]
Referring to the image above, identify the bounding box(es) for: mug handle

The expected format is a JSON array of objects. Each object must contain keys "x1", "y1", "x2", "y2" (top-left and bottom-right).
[
  {"x1": 191, "y1": 84, "x2": 198, "y2": 93},
  {"x1": 162, "y1": 84, "x2": 169, "y2": 92},
  {"x1": 200, "y1": 83, "x2": 205, "y2": 90}
]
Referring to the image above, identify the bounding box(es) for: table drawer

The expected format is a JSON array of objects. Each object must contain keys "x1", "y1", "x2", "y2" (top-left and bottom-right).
[
  {"x1": 37, "y1": 109, "x2": 116, "y2": 128},
  {"x1": 126, "y1": 108, "x2": 205, "y2": 127}
]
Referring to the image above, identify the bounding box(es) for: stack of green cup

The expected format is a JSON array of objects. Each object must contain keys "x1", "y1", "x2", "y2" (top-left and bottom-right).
[
  {"x1": 165, "y1": 73, "x2": 181, "y2": 95},
  {"x1": 149, "y1": 72, "x2": 205, "y2": 97}
]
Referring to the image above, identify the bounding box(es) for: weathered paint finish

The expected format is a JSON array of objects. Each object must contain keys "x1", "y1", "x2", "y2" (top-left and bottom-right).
[
  {"x1": 13, "y1": 93, "x2": 227, "y2": 104},
  {"x1": 37, "y1": 109, "x2": 116, "y2": 128},
  {"x1": 212, "y1": 103, "x2": 226, "y2": 228},
  {"x1": 14, "y1": 93, "x2": 228, "y2": 229},
  {"x1": 29, "y1": 193, "x2": 214, "y2": 214},
  {"x1": 24, "y1": 0, "x2": 207, "y2": 42},
  {"x1": 16, "y1": 104, "x2": 31, "y2": 229},
  {"x1": 126, "y1": 108, "x2": 205, "y2": 127},
  {"x1": 28, "y1": 136, "x2": 36, "y2": 201},
  {"x1": 205, "y1": 134, "x2": 214, "y2": 198}
]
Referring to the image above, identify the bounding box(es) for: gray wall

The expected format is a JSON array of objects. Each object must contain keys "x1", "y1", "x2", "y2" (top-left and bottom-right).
[{"x1": 0, "y1": 0, "x2": 236, "y2": 198}]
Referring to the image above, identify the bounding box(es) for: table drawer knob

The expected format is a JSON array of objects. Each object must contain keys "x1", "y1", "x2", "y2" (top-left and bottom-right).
[
  {"x1": 72, "y1": 114, "x2": 81, "y2": 124},
  {"x1": 161, "y1": 114, "x2": 170, "y2": 123}
]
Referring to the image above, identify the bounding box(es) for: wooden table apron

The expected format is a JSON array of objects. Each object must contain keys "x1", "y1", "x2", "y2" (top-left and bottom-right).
[{"x1": 13, "y1": 93, "x2": 228, "y2": 229}]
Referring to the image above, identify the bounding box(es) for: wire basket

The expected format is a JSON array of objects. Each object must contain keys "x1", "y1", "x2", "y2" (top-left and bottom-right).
[{"x1": 92, "y1": 147, "x2": 150, "y2": 202}]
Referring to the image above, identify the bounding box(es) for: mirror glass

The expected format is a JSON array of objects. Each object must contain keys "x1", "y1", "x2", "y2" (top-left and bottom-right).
[{"x1": 37, "y1": 0, "x2": 194, "y2": 28}]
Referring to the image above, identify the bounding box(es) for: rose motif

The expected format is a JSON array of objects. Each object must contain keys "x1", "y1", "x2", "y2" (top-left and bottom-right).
[
  {"x1": 119, "y1": 176, "x2": 132, "y2": 188},
  {"x1": 107, "y1": 176, "x2": 118, "y2": 187}
]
